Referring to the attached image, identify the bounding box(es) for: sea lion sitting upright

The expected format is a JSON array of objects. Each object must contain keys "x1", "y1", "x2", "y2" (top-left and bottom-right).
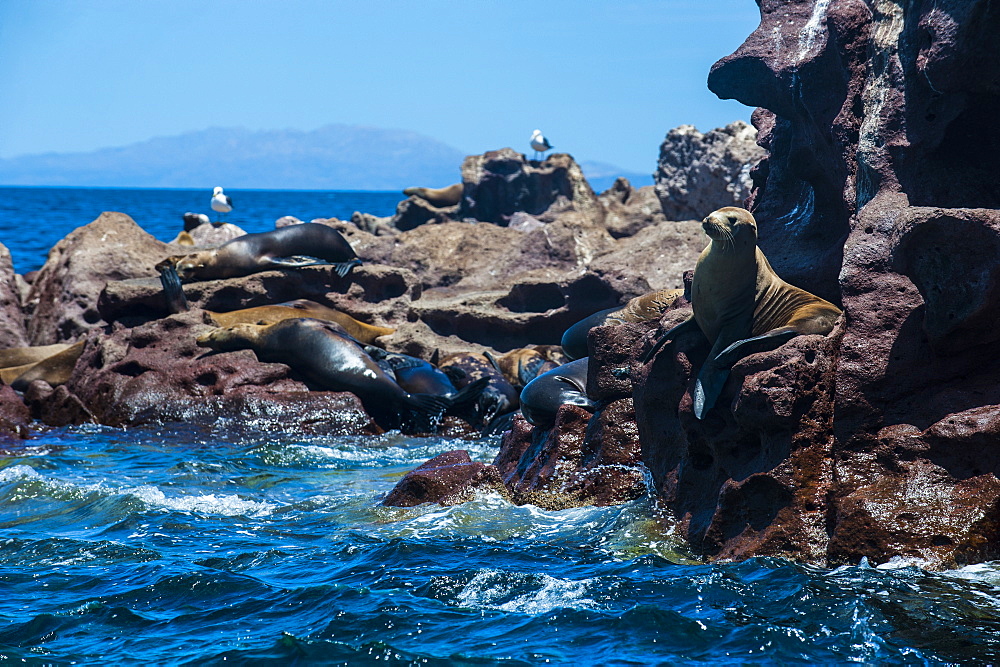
[
  {"x1": 402, "y1": 183, "x2": 463, "y2": 208},
  {"x1": 196, "y1": 319, "x2": 447, "y2": 434},
  {"x1": 641, "y1": 207, "x2": 842, "y2": 419},
  {"x1": 157, "y1": 223, "x2": 362, "y2": 282},
  {"x1": 561, "y1": 287, "x2": 687, "y2": 360},
  {"x1": 519, "y1": 357, "x2": 596, "y2": 429}
]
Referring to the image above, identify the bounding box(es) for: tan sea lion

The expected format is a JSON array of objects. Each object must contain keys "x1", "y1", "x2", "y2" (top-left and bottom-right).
[
  {"x1": 206, "y1": 300, "x2": 394, "y2": 345},
  {"x1": 197, "y1": 319, "x2": 447, "y2": 434},
  {"x1": 642, "y1": 207, "x2": 842, "y2": 419},
  {"x1": 561, "y1": 288, "x2": 687, "y2": 360},
  {"x1": 156, "y1": 223, "x2": 361, "y2": 282},
  {"x1": 4, "y1": 342, "x2": 85, "y2": 391},
  {"x1": 0, "y1": 343, "x2": 74, "y2": 369},
  {"x1": 402, "y1": 183, "x2": 463, "y2": 208},
  {"x1": 485, "y1": 348, "x2": 557, "y2": 390}
]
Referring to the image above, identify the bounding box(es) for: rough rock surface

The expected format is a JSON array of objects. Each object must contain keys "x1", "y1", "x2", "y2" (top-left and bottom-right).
[
  {"x1": 598, "y1": 179, "x2": 670, "y2": 238},
  {"x1": 26, "y1": 212, "x2": 184, "y2": 345},
  {"x1": 383, "y1": 449, "x2": 509, "y2": 507},
  {"x1": 0, "y1": 384, "x2": 31, "y2": 439},
  {"x1": 622, "y1": 0, "x2": 1000, "y2": 569},
  {"x1": 0, "y1": 243, "x2": 28, "y2": 347},
  {"x1": 654, "y1": 121, "x2": 765, "y2": 223}
]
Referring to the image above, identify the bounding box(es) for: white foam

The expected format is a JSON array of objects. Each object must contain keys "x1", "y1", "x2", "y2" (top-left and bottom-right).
[{"x1": 456, "y1": 568, "x2": 601, "y2": 615}]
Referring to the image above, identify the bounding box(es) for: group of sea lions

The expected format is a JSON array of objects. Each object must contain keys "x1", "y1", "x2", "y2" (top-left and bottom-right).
[{"x1": 1, "y1": 206, "x2": 842, "y2": 432}]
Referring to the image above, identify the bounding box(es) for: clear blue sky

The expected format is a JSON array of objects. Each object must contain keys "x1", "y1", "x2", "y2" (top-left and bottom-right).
[{"x1": 0, "y1": 0, "x2": 760, "y2": 174}]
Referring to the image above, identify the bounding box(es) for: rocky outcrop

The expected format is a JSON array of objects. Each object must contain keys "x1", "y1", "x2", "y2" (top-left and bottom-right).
[
  {"x1": 0, "y1": 243, "x2": 28, "y2": 348},
  {"x1": 598, "y1": 178, "x2": 671, "y2": 238},
  {"x1": 619, "y1": 0, "x2": 1000, "y2": 570},
  {"x1": 25, "y1": 212, "x2": 185, "y2": 345},
  {"x1": 654, "y1": 121, "x2": 765, "y2": 223},
  {"x1": 382, "y1": 449, "x2": 509, "y2": 507}
]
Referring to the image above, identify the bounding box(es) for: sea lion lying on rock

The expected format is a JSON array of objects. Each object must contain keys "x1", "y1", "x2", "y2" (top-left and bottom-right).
[
  {"x1": 641, "y1": 207, "x2": 842, "y2": 419},
  {"x1": 207, "y1": 299, "x2": 394, "y2": 345},
  {"x1": 486, "y1": 348, "x2": 558, "y2": 390},
  {"x1": 402, "y1": 183, "x2": 463, "y2": 207},
  {"x1": 438, "y1": 352, "x2": 520, "y2": 430},
  {"x1": 561, "y1": 287, "x2": 687, "y2": 360},
  {"x1": 1, "y1": 342, "x2": 85, "y2": 391},
  {"x1": 519, "y1": 357, "x2": 596, "y2": 429},
  {"x1": 197, "y1": 318, "x2": 449, "y2": 434},
  {"x1": 157, "y1": 223, "x2": 361, "y2": 282}
]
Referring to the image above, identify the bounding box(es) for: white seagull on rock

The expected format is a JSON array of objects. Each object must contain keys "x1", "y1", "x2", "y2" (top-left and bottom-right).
[
  {"x1": 211, "y1": 186, "x2": 233, "y2": 222},
  {"x1": 530, "y1": 129, "x2": 553, "y2": 160}
]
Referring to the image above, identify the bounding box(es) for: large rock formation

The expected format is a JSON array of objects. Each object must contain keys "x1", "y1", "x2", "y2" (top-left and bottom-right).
[
  {"x1": 654, "y1": 121, "x2": 765, "y2": 223},
  {"x1": 628, "y1": 0, "x2": 1000, "y2": 569},
  {"x1": 0, "y1": 244, "x2": 28, "y2": 348}
]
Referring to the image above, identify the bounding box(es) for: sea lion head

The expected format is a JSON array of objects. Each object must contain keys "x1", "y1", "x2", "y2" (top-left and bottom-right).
[
  {"x1": 169, "y1": 250, "x2": 216, "y2": 280},
  {"x1": 196, "y1": 324, "x2": 263, "y2": 351},
  {"x1": 702, "y1": 207, "x2": 758, "y2": 248}
]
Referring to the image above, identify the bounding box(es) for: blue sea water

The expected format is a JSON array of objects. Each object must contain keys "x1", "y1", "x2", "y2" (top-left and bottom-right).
[{"x1": 2, "y1": 187, "x2": 1000, "y2": 663}]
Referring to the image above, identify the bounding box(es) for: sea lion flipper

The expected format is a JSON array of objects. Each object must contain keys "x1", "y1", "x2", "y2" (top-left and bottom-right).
[
  {"x1": 713, "y1": 328, "x2": 799, "y2": 367},
  {"x1": 640, "y1": 317, "x2": 699, "y2": 364},
  {"x1": 332, "y1": 259, "x2": 362, "y2": 278},
  {"x1": 158, "y1": 263, "x2": 189, "y2": 314},
  {"x1": 400, "y1": 393, "x2": 450, "y2": 433}
]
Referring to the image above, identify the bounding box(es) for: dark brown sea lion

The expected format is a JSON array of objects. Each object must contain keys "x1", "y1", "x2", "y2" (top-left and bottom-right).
[
  {"x1": 206, "y1": 300, "x2": 394, "y2": 345},
  {"x1": 364, "y1": 348, "x2": 490, "y2": 423},
  {"x1": 519, "y1": 357, "x2": 596, "y2": 428},
  {"x1": 0, "y1": 344, "x2": 74, "y2": 369},
  {"x1": 438, "y1": 352, "x2": 520, "y2": 430},
  {"x1": 196, "y1": 319, "x2": 447, "y2": 434},
  {"x1": 642, "y1": 207, "x2": 842, "y2": 419},
  {"x1": 157, "y1": 223, "x2": 361, "y2": 282},
  {"x1": 4, "y1": 342, "x2": 85, "y2": 391},
  {"x1": 402, "y1": 183, "x2": 463, "y2": 207},
  {"x1": 561, "y1": 288, "x2": 687, "y2": 360}
]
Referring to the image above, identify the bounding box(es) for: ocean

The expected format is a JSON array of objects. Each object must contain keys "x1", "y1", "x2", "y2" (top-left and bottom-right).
[{"x1": 1, "y1": 186, "x2": 1000, "y2": 663}]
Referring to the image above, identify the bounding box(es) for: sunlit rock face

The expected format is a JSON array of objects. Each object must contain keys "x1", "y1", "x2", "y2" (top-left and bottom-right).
[{"x1": 634, "y1": 0, "x2": 1000, "y2": 569}]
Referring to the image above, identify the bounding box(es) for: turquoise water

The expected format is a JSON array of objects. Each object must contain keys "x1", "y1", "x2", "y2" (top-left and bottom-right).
[{"x1": 2, "y1": 188, "x2": 1000, "y2": 663}]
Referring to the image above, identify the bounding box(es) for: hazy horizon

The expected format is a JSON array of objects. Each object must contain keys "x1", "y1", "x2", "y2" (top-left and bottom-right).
[{"x1": 0, "y1": 1, "x2": 760, "y2": 174}]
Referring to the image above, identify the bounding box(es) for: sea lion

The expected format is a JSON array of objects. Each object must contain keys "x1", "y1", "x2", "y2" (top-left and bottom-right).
[
  {"x1": 364, "y1": 348, "x2": 490, "y2": 423},
  {"x1": 486, "y1": 348, "x2": 558, "y2": 390},
  {"x1": 4, "y1": 342, "x2": 85, "y2": 391},
  {"x1": 519, "y1": 357, "x2": 596, "y2": 428},
  {"x1": 438, "y1": 352, "x2": 519, "y2": 428},
  {"x1": 402, "y1": 183, "x2": 463, "y2": 208},
  {"x1": 206, "y1": 300, "x2": 394, "y2": 345},
  {"x1": 561, "y1": 288, "x2": 687, "y2": 360},
  {"x1": 0, "y1": 343, "x2": 74, "y2": 369},
  {"x1": 157, "y1": 223, "x2": 361, "y2": 282},
  {"x1": 641, "y1": 207, "x2": 842, "y2": 419},
  {"x1": 196, "y1": 318, "x2": 447, "y2": 434}
]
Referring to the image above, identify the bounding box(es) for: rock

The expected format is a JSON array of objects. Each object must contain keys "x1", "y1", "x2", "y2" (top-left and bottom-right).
[
  {"x1": 350, "y1": 211, "x2": 396, "y2": 236},
  {"x1": 186, "y1": 222, "x2": 247, "y2": 246},
  {"x1": 0, "y1": 384, "x2": 31, "y2": 439},
  {"x1": 458, "y1": 150, "x2": 605, "y2": 227},
  {"x1": 0, "y1": 243, "x2": 28, "y2": 347},
  {"x1": 25, "y1": 212, "x2": 181, "y2": 345},
  {"x1": 390, "y1": 197, "x2": 457, "y2": 232},
  {"x1": 654, "y1": 121, "x2": 765, "y2": 223},
  {"x1": 599, "y1": 179, "x2": 669, "y2": 238},
  {"x1": 275, "y1": 216, "x2": 302, "y2": 228},
  {"x1": 382, "y1": 449, "x2": 509, "y2": 507},
  {"x1": 62, "y1": 309, "x2": 380, "y2": 433},
  {"x1": 492, "y1": 402, "x2": 646, "y2": 509},
  {"x1": 22, "y1": 381, "x2": 95, "y2": 427},
  {"x1": 625, "y1": 0, "x2": 1000, "y2": 569}
]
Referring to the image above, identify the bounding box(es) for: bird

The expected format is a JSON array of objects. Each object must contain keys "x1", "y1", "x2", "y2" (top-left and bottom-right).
[
  {"x1": 530, "y1": 129, "x2": 553, "y2": 160},
  {"x1": 210, "y1": 186, "x2": 233, "y2": 222}
]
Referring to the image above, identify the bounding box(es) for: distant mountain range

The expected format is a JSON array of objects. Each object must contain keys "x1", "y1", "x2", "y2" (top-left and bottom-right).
[{"x1": 0, "y1": 125, "x2": 651, "y2": 193}]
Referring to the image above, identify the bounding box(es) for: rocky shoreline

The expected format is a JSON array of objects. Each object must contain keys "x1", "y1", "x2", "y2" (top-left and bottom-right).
[{"x1": 3, "y1": 0, "x2": 1000, "y2": 573}]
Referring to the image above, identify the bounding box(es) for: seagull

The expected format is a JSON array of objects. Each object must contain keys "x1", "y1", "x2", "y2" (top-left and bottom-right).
[
  {"x1": 210, "y1": 186, "x2": 233, "y2": 222},
  {"x1": 530, "y1": 129, "x2": 553, "y2": 160}
]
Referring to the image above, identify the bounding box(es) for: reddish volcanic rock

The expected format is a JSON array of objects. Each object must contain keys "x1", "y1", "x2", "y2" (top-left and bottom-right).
[
  {"x1": 0, "y1": 384, "x2": 31, "y2": 439},
  {"x1": 382, "y1": 449, "x2": 509, "y2": 507},
  {"x1": 26, "y1": 212, "x2": 184, "y2": 345},
  {"x1": 492, "y1": 404, "x2": 646, "y2": 509},
  {"x1": 624, "y1": 0, "x2": 1000, "y2": 569}
]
